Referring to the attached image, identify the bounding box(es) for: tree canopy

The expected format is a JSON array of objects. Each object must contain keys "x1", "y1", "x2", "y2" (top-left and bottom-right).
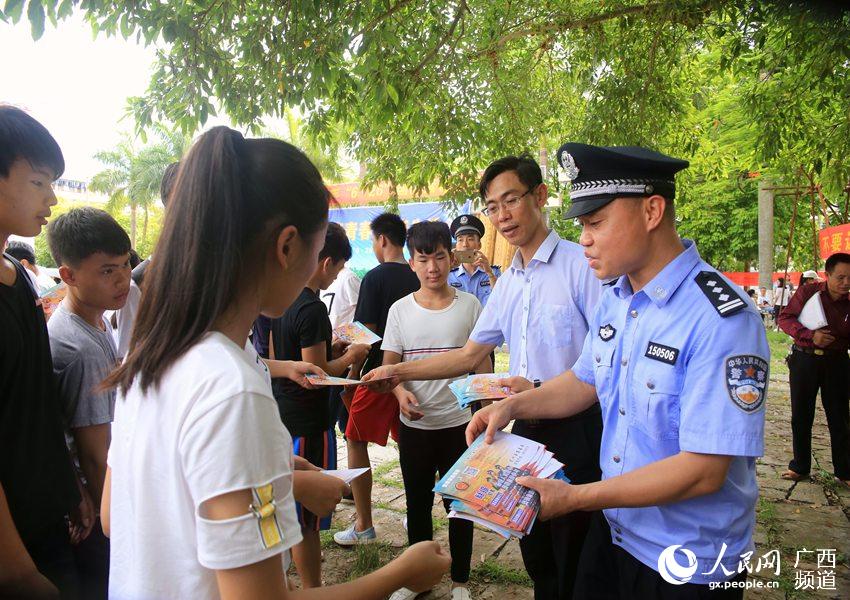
[{"x1": 4, "y1": 0, "x2": 849, "y2": 268}]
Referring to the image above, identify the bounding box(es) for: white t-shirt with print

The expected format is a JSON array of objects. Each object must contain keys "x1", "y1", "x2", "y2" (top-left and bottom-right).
[
  {"x1": 382, "y1": 291, "x2": 482, "y2": 431},
  {"x1": 107, "y1": 332, "x2": 302, "y2": 600}
]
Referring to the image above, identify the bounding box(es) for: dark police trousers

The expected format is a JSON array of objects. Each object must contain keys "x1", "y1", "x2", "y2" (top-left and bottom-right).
[
  {"x1": 788, "y1": 348, "x2": 850, "y2": 480},
  {"x1": 512, "y1": 403, "x2": 603, "y2": 600},
  {"x1": 573, "y1": 512, "x2": 747, "y2": 599}
]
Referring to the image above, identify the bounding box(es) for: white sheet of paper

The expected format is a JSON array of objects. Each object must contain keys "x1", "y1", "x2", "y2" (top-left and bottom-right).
[
  {"x1": 798, "y1": 291, "x2": 828, "y2": 330},
  {"x1": 322, "y1": 467, "x2": 371, "y2": 484}
]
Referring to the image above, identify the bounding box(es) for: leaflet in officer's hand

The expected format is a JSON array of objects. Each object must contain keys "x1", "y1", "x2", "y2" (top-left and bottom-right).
[
  {"x1": 434, "y1": 431, "x2": 564, "y2": 538},
  {"x1": 321, "y1": 467, "x2": 370, "y2": 484},
  {"x1": 306, "y1": 373, "x2": 396, "y2": 386},
  {"x1": 333, "y1": 321, "x2": 382, "y2": 346},
  {"x1": 449, "y1": 374, "x2": 511, "y2": 409}
]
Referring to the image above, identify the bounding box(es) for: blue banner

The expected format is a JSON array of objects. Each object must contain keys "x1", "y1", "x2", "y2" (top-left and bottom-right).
[{"x1": 330, "y1": 200, "x2": 471, "y2": 277}]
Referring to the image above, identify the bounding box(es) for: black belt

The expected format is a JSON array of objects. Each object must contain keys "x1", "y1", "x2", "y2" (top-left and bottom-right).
[
  {"x1": 520, "y1": 403, "x2": 602, "y2": 428},
  {"x1": 792, "y1": 344, "x2": 848, "y2": 357}
]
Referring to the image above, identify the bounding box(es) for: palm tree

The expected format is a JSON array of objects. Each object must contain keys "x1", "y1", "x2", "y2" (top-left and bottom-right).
[
  {"x1": 269, "y1": 108, "x2": 348, "y2": 183},
  {"x1": 89, "y1": 136, "x2": 137, "y2": 245},
  {"x1": 90, "y1": 125, "x2": 191, "y2": 248}
]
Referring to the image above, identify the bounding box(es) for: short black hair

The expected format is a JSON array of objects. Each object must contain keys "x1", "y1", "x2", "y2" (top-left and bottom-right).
[
  {"x1": 407, "y1": 221, "x2": 452, "y2": 256},
  {"x1": 0, "y1": 105, "x2": 64, "y2": 179},
  {"x1": 825, "y1": 252, "x2": 850, "y2": 273},
  {"x1": 47, "y1": 207, "x2": 131, "y2": 267},
  {"x1": 370, "y1": 212, "x2": 406, "y2": 247},
  {"x1": 160, "y1": 161, "x2": 179, "y2": 207},
  {"x1": 6, "y1": 240, "x2": 36, "y2": 264},
  {"x1": 478, "y1": 154, "x2": 543, "y2": 201},
  {"x1": 128, "y1": 248, "x2": 142, "y2": 269},
  {"x1": 321, "y1": 222, "x2": 352, "y2": 263}
]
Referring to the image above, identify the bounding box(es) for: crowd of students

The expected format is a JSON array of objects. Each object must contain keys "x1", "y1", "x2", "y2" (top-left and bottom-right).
[{"x1": 2, "y1": 105, "x2": 780, "y2": 600}]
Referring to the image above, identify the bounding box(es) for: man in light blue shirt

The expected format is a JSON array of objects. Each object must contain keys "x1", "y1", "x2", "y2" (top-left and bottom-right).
[
  {"x1": 468, "y1": 144, "x2": 768, "y2": 599},
  {"x1": 365, "y1": 155, "x2": 603, "y2": 600},
  {"x1": 447, "y1": 214, "x2": 501, "y2": 308}
]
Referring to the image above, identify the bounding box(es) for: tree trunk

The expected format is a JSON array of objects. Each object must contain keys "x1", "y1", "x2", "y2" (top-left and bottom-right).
[
  {"x1": 130, "y1": 204, "x2": 137, "y2": 249},
  {"x1": 142, "y1": 206, "x2": 149, "y2": 246},
  {"x1": 758, "y1": 179, "x2": 774, "y2": 288}
]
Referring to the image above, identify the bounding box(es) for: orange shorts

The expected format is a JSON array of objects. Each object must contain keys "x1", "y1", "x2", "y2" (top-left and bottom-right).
[{"x1": 345, "y1": 386, "x2": 400, "y2": 445}]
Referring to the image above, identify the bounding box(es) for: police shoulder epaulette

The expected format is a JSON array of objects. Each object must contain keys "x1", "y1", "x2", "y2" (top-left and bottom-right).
[
  {"x1": 603, "y1": 278, "x2": 618, "y2": 287},
  {"x1": 492, "y1": 265, "x2": 501, "y2": 271},
  {"x1": 694, "y1": 271, "x2": 747, "y2": 317}
]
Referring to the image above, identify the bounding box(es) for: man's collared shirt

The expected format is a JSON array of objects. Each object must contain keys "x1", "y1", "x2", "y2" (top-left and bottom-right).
[
  {"x1": 448, "y1": 265, "x2": 502, "y2": 307},
  {"x1": 776, "y1": 281, "x2": 850, "y2": 351},
  {"x1": 470, "y1": 229, "x2": 601, "y2": 381},
  {"x1": 572, "y1": 239, "x2": 768, "y2": 584}
]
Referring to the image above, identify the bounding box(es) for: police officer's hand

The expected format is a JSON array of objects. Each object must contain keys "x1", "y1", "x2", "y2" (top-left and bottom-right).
[
  {"x1": 465, "y1": 400, "x2": 512, "y2": 445},
  {"x1": 396, "y1": 389, "x2": 424, "y2": 421},
  {"x1": 498, "y1": 376, "x2": 533, "y2": 394},
  {"x1": 292, "y1": 470, "x2": 350, "y2": 518},
  {"x1": 813, "y1": 328, "x2": 836, "y2": 348},
  {"x1": 472, "y1": 250, "x2": 493, "y2": 275},
  {"x1": 361, "y1": 365, "x2": 400, "y2": 392},
  {"x1": 515, "y1": 476, "x2": 575, "y2": 520}
]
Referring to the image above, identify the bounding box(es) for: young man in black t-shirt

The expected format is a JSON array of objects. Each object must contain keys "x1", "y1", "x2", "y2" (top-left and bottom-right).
[
  {"x1": 269, "y1": 222, "x2": 369, "y2": 588},
  {"x1": 334, "y1": 213, "x2": 420, "y2": 547},
  {"x1": 0, "y1": 106, "x2": 85, "y2": 597}
]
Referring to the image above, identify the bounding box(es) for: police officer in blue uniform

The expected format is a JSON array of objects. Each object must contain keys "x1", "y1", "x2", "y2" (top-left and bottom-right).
[
  {"x1": 448, "y1": 214, "x2": 501, "y2": 307},
  {"x1": 467, "y1": 143, "x2": 769, "y2": 599}
]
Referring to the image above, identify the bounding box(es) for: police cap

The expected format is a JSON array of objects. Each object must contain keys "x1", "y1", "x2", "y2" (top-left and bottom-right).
[{"x1": 450, "y1": 214, "x2": 485, "y2": 239}]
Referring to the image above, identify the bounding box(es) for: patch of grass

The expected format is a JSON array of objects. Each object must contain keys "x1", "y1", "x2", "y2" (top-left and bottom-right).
[
  {"x1": 470, "y1": 558, "x2": 533, "y2": 587},
  {"x1": 320, "y1": 527, "x2": 343, "y2": 550},
  {"x1": 373, "y1": 458, "x2": 405, "y2": 488},
  {"x1": 374, "y1": 500, "x2": 404, "y2": 514},
  {"x1": 757, "y1": 498, "x2": 813, "y2": 599},
  {"x1": 432, "y1": 516, "x2": 448, "y2": 531},
  {"x1": 766, "y1": 330, "x2": 792, "y2": 376},
  {"x1": 348, "y1": 543, "x2": 399, "y2": 579},
  {"x1": 372, "y1": 458, "x2": 400, "y2": 478},
  {"x1": 812, "y1": 468, "x2": 839, "y2": 494},
  {"x1": 494, "y1": 350, "x2": 510, "y2": 374}
]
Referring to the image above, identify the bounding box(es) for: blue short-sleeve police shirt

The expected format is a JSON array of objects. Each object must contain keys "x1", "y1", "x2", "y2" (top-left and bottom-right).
[{"x1": 572, "y1": 239, "x2": 768, "y2": 584}]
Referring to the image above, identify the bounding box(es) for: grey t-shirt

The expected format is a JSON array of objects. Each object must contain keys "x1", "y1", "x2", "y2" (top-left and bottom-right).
[{"x1": 48, "y1": 302, "x2": 118, "y2": 430}]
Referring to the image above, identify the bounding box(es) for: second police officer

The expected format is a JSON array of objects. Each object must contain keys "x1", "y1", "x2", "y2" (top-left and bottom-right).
[
  {"x1": 467, "y1": 143, "x2": 769, "y2": 599},
  {"x1": 448, "y1": 213, "x2": 501, "y2": 307}
]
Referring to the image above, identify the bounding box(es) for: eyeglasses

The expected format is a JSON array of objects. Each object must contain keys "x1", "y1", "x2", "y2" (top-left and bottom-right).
[{"x1": 481, "y1": 187, "x2": 536, "y2": 217}]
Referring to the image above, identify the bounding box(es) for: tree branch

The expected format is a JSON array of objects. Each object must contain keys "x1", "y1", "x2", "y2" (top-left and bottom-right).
[
  {"x1": 354, "y1": 0, "x2": 417, "y2": 38},
  {"x1": 409, "y1": 0, "x2": 469, "y2": 78}
]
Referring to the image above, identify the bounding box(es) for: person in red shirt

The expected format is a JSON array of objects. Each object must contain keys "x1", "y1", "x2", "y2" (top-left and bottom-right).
[{"x1": 777, "y1": 252, "x2": 850, "y2": 488}]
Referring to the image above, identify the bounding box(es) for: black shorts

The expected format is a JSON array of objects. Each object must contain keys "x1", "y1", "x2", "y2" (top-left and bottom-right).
[{"x1": 292, "y1": 429, "x2": 337, "y2": 531}]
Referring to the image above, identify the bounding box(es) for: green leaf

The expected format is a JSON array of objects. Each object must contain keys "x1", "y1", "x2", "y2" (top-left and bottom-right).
[
  {"x1": 4, "y1": 0, "x2": 23, "y2": 22},
  {"x1": 56, "y1": 0, "x2": 71, "y2": 19},
  {"x1": 27, "y1": 0, "x2": 45, "y2": 40},
  {"x1": 386, "y1": 83, "x2": 399, "y2": 106}
]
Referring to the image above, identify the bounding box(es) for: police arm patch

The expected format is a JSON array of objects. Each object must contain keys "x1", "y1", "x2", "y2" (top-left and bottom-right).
[
  {"x1": 599, "y1": 324, "x2": 616, "y2": 341},
  {"x1": 725, "y1": 355, "x2": 768, "y2": 413},
  {"x1": 695, "y1": 271, "x2": 747, "y2": 317}
]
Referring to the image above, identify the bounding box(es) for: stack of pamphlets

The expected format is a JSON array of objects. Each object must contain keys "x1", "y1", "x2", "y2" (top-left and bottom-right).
[
  {"x1": 434, "y1": 431, "x2": 564, "y2": 538},
  {"x1": 448, "y1": 374, "x2": 511, "y2": 409},
  {"x1": 332, "y1": 321, "x2": 382, "y2": 345}
]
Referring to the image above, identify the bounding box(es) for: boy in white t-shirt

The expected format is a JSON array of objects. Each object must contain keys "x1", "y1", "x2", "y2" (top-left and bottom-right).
[{"x1": 382, "y1": 221, "x2": 492, "y2": 600}]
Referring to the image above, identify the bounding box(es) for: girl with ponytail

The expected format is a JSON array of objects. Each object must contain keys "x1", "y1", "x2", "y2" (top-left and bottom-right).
[{"x1": 101, "y1": 127, "x2": 450, "y2": 599}]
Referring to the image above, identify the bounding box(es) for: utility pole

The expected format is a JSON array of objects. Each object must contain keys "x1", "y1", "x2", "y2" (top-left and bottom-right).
[{"x1": 758, "y1": 179, "x2": 775, "y2": 288}]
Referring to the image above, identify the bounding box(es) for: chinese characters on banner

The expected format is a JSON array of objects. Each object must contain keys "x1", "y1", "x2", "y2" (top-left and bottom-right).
[{"x1": 818, "y1": 222, "x2": 850, "y2": 259}]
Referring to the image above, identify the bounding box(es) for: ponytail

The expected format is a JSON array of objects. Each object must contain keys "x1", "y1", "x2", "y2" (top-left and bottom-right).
[{"x1": 104, "y1": 127, "x2": 330, "y2": 394}]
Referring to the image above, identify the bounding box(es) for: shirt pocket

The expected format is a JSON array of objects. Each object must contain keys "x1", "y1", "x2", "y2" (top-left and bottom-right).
[
  {"x1": 539, "y1": 303, "x2": 573, "y2": 348},
  {"x1": 630, "y1": 363, "x2": 683, "y2": 441},
  {"x1": 592, "y1": 343, "x2": 616, "y2": 401}
]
